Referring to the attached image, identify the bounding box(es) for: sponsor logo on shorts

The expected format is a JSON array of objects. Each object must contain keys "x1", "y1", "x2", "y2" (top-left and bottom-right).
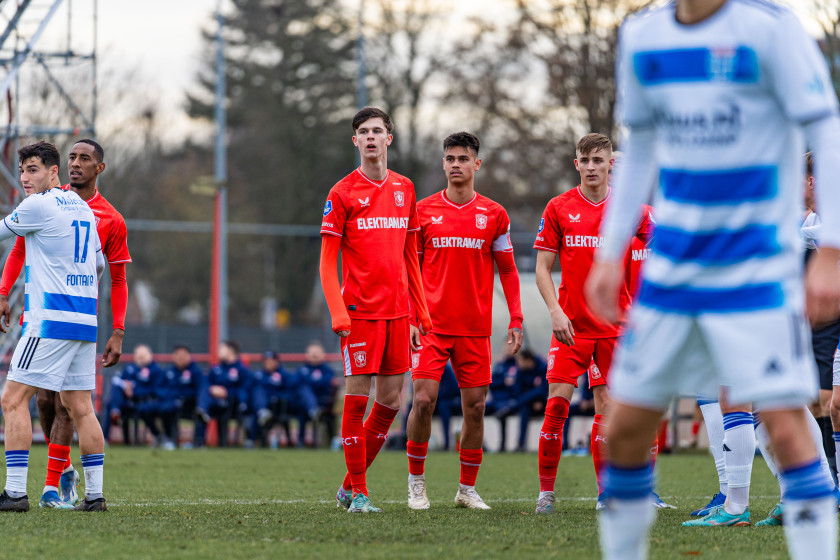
[
  {"x1": 354, "y1": 351, "x2": 367, "y2": 368},
  {"x1": 349, "y1": 342, "x2": 366, "y2": 348},
  {"x1": 764, "y1": 359, "x2": 782, "y2": 376}
]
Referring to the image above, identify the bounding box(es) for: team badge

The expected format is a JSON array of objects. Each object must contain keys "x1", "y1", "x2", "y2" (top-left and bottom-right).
[
  {"x1": 181, "y1": 370, "x2": 191, "y2": 381},
  {"x1": 311, "y1": 370, "x2": 322, "y2": 381},
  {"x1": 323, "y1": 200, "x2": 332, "y2": 216},
  {"x1": 228, "y1": 368, "x2": 239, "y2": 381},
  {"x1": 94, "y1": 216, "x2": 101, "y2": 227},
  {"x1": 547, "y1": 356, "x2": 554, "y2": 371},
  {"x1": 394, "y1": 191, "x2": 405, "y2": 207},
  {"x1": 271, "y1": 372, "x2": 282, "y2": 383},
  {"x1": 412, "y1": 353, "x2": 420, "y2": 369},
  {"x1": 590, "y1": 364, "x2": 602, "y2": 380},
  {"x1": 139, "y1": 367, "x2": 150, "y2": 381},
  {"x1": 475, "y1": 214, "x2": 487, "y2": 229},
  {"x1": 538, "y1": 218, "x2": 544, "y2": 233},
  {"x1": 353, "y1": 351, "x2": 367, "y2": 368}
]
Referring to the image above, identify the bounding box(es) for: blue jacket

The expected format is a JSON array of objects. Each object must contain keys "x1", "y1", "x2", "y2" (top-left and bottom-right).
[
  {"x1": 295, "y1": 362, "x2": 336, "y2": 407},
  {"x1": 161, "y1": 361, "x2": 205, "y2": 403},
  {"x1": 202, "y1": 359, "x2": 252, "y2": 409}
]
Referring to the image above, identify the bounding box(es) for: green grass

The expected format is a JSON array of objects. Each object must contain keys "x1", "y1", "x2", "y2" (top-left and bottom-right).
[{"x1": 0, "y1": 446, "x2": 791, "y2": 559}]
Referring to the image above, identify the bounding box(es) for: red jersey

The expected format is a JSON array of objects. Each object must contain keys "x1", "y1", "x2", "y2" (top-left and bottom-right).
[
  {"x1": 534, "y1": 186, "x2": 652, "y2": 338},
  {"x1": 81, "y1": 188, "x2": 132, "y2": 264},
  {"x1": 416, "y1": 191, "x2": 512, "y2": 337},
  {"x1": 627, "y1": 205, "x2": 654, "y2": 297},
  {"x1": 320, "y1": 168, "x2": 419, "y2": 320}
]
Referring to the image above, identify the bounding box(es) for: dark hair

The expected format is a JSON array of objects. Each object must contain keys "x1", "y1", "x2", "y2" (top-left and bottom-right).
[
  {"x1": 517, "y1": 347, "x2": 536, "y2": 362},
  {"x1": 222, "y1": 340, "x2": 240, "y2": 355},
  {"x1": 172, "y1": 344, "x2": 191, "y2": 353},
  {"x1": 576, "y1": 133, "x2": 612, "y2": 157},
  {"x1": 443, "y1": 132, "x2": 480, "y2": 156},
  {"x1": 352, "y1": 107, "x2": 394, "y2": 134},
  {"x1": 805, "y1": 151, "x2": 814, "y2": 177},
  {"x1": 74, "y1": 138, "x2": 104, "y2": 163},
  {"x1": 19, "y1": 141, "x2": 60, "y2": 170}
]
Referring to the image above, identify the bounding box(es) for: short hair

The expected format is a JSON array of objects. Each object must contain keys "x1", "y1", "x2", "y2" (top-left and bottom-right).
[
  {"x1": 19, "y1": 141, "x2": 60, "y2": 170},
  {"x1": 805, "y1": 151, "x2": 814, "y2": 177},
  {"x1": 443, "y1": 132, "x2": 480, "y2": 156},
  {"x1": 576, "y1": 133, "x2": 612, "y2": 157},
  {"x1": 172, "y1": 344, "x2": 191, "y2": 353},
  {"x1": 74, "y1": 139, "x2": 104, "y2": 163},
  {"x1": 518, "y1": 347, "x2": 536, "y2": 362},
  {"x1": 222, "y1": 339, "x2": 240, "y2": 355},
  {"x1": 352, "y1": 107, "x2": 394, "y2": 134}
]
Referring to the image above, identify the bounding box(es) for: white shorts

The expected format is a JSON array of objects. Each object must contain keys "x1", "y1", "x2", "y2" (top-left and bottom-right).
[
  {"x1": 7, "y1": 337, "x2": 96, "y2": 392},
  {"x1": 610, "y1": 305, "x2": 818, "y2": 411},
  {"x1": 832, "y1": 347, "x2": 840, "y2": 386}
]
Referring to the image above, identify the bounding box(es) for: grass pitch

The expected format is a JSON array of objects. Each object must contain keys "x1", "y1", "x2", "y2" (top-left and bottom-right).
[{"x1": 0, "y1": 446, "x2": 791, "y2": 559}]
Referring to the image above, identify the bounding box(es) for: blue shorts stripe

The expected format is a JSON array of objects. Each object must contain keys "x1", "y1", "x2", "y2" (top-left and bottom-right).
[
  {"x1": 38, "y1": 320, "x2": 97, "y2": 342},
  {"x1": 654, "y1": 224, "x2": 780, "y2": 264},
  {"x1": 634, "y1": 47, "x2": 759, "y2": 85},
  {"x1": 43, "y1": 292, "x2": 97, "y2": 316},
  {"x1": 638, "y1": 281, "x2": 784, "y2": 314},
  {"x1": 660, "y1": 167, "x2": 776, "y2": 205}
]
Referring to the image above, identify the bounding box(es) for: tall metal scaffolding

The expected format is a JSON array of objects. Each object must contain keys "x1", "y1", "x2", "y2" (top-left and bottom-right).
[{"x1": 0, "y1": 0, "x2": 97, "y2": 359}]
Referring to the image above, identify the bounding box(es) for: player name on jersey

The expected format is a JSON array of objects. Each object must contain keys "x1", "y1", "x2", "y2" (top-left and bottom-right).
[{"x1": 430, "y1": 236, "x2": 486, "y2": 249}]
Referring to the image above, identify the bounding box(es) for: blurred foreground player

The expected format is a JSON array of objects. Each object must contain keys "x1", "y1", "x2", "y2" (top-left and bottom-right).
[
  {"x1": 586, "y1": 1, "x2": 840, "y2": 557},
  {"x1": 0, "y1": 142, "x2": 106, "y2": 512},
  {"x1": 0, "y1": 139, "x2": 129, "y2": 507},
  {"x1": 405, "y1": 132, "x2": 523, "y2": 510},
  {"x1": 320, "y1": 107, "x2": 431, "y2": 513}
]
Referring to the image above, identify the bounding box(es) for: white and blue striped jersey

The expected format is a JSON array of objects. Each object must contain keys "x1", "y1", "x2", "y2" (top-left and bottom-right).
[
  {"x1": 603, "y1": 0, "x2": 840, "y2": 314},
  {"x1": 0, "y1": 187, "x2": 102, "y2": 341}
]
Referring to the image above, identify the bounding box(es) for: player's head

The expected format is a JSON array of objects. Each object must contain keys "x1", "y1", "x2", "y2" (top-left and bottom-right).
[
  {"x1": 219, "y1": 340, "x2": 240, "y2": 362},
  {"x1": 804, "y1": 151, "x2": 816, "y2": 210},
  {"x1": 305, "y1": 340, "x2": 325, "y2": 365},
  {"x1": 515, "y1": 347, "x2": 537, "y2": 369},
  {"x1": 352, "y1": 107, "x2": 393, "y2": 162},
  {"x1": 18, "y1": 141, "x2": 60, "y2": 195},
  {"x1": 574, "y1": 133, "x2": 613, "y2": 190},
  {"x1": 133, "y1": 344, "x2": 153, "y2": 367},
  {"x1": 172, "y1": 344, "x2": 192, "y2": 369},
  {"x1": 68, "y1": 139, "x2": 105, "y2": 190},
  {"x1": 443, "y1": 132, "x2": 482, "y2": 187},
  {"x1": 263, "y1": 350, "x2": 280, "y2": 371}
]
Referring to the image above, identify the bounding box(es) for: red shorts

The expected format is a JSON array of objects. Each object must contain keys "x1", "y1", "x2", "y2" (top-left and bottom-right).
[
  {"x1": 411, "y1": 333, "x2": 491, "y2": 388},
  {"x1": 341, "y1": 317, "x2": 411, "y2": 376},
  {"x1": 546, "y1": 336, "x2": 617, "y2": 388}
]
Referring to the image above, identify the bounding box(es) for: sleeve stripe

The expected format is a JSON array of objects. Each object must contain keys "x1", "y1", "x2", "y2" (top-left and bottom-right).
[
  {"x1": 106, "y1": 259, "x2": 132, "y2": 263},
  {"x1": 3, "y1": 219, "x2": 21, "y2": 236},
  {"x1": 320, "y1": 230, "x2": 342, "y2": 238},
  {"x1": 533, "y1": 245, "x2": 559, "y2": 254}
]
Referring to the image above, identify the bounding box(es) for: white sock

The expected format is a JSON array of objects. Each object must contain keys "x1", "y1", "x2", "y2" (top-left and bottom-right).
[
  {"x1": 408, "y1": 473, "x2": 424, "y2": 484},
  {"x1": 4, "y1": 450, "x2": 28, "y2": 497},
  {"x1": 80, "y1": 453, "x2": 104, "y2": 499},
  {"x1": 43, "y1": 485, "x2": 58, "y2": 494},
  {"x1": 600, "y1": 496, "x2": 656, "y2": 560},
  {"x1": 699, "y1": 401, "x2": 728, "y2": 494},
  {"x1": 722, "y1": 413, "x2": 755, "y2": 515},
  {"x1": 754, "y1": 417, "x2": 783, "y2": 484},
  {"x1": 783, "y1": 496, "x2": 838, "y2": 559},
  {"x1": 834, "y1": 432, "x2": 840, "y2": 483},
  {"x1": 459, "y1": 483, "x2": 475, "y2": 492},
  {"x1": 804, "y1": 408, "x2": 835, "y2": 487}
]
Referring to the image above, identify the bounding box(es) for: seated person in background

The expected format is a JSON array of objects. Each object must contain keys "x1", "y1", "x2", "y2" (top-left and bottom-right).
[
  {"x1": 296, "y1": 341, "x2": 339, "y2": 447},
  {"x1": 103, "y1": 344, "x2": 157, "y2": 444},
  {"x1": 132, "y1": 345, "x2": 168, "y2": 447},
  {"x1": 562, "y1": 371, "x2": 595, "y2": 454},
  {"x1": 434, "y1": 363, "x2": 461, "y2": 451},
  {"x1": 161, "y1": 345, "x2": 206, "y2": 447},
  {"x1": 485, "y1": 352, "x2": 520, "y2": 452},
  {"x1": 197, "y1": 340, "x2": 252, "y2": 447},
  {"x1": 252, "y1": 351, "x2": 302, "y2": 447},
  {"x1": 512, "y1": 348, "x2": 548, "y2": 452}
]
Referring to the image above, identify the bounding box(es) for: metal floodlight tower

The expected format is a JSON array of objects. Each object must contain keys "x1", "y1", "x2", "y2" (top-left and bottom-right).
[{"x1": 0, "y1": 0, "x2": 98, "y2": 359}]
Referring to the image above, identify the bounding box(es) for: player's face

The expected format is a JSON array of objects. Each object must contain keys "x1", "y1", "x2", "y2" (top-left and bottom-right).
[
  {"x1": 218, "y1": 343, "x2": 234, "y2": 363},
  {"x1": 19, "y1": 156, "x2": 56, "y2": 196},
  {"x1": 172, "y1": 349, "x2": 191, "y2": 369},
  {"x1": 305, "y1": 344, "x2": 325, "y2": 365},
  {"x1": 68, "y1": 143, "x2": 104, "y2": 188},
  {"x1": 352, "y1": 118, "x2": 392, "y2": 161},
  {"x1": 134, "y1": 345, "x2": 153, "y2": 367},
  {"x1": 804, "y1": 175, "x2": 816, "y2": 209},
  {"x1": 264, "y1": 357, "x2": 279, "y2": 372},
  {"x1": 443, "y1": 146, "x2": 481, "y2": 186},
  {"x1": 575, "y1": 148, "x2": 613, "y2": 190}
]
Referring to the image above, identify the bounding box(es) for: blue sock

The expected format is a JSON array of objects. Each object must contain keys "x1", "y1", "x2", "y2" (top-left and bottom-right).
[
  {"x1": 782, "y1": 459, "x2": 834, "y2": 501},
  {"x1": 781, "y1": 459, "x2": 837, "y2": 559}
]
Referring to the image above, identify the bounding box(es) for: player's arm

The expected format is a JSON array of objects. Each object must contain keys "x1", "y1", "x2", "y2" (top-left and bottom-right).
[
  {"x1": 101, "y1": 262, "x2": 127, "y2": 368},
  {"x1": 405, "y1": 231, "x2": 432, "y2": 336},
  {"x1": 319, "y1": 234, "x2": 351, "y2": 336},
  {"x1": 494, "y1": 249, "x2": 524, "y2": 353},
  {"x1": 0, "y1": 236, "x2": 25, "y2": 333},
  {"x1": 535, "y1": 249, "x2": 574, "y2": 346}
]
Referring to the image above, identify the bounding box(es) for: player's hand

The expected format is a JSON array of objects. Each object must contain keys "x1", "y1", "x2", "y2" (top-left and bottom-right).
[
  {"x1": 0, "y1": 294, "x2": 10, "y2": 334},
  {"x1": 585, "y1": 260, "x2": 624, "y2": 326},
  {"x1": 507, "y1": 327, "x2": 524, "y2": 354},
  {"x1": 101, "y1": 329, "x2": 124, "y2": 367},
  {"x1": 806, "y1": 247, "x2": 840, "y2": 326},
  {"x1": 210, "y1": 385, "x2": 228, "y2": 399},
  {"x1": 410, "y1": 324, "x2": 422, "y2": 351},
  {"x1": 550, "y1": 308, "x2": 575, "y2": 346},
  {"x1": 123, "y1": 381, "x2": 134, "y2": 399},
  {"x1": 336, "y1": 329, "x2": 350, "y2": 338}
]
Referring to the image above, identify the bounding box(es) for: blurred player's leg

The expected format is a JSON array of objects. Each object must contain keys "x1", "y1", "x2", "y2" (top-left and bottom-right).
[
  {"x1": 691, "y1": 398, "x2": 727, "y2": 516},
  {"x1": 454, "y1": 385, "x2": 490, "y2": 510},
  {"x1": 754, "y1": 413, "x2": 784, "y2": 526}
]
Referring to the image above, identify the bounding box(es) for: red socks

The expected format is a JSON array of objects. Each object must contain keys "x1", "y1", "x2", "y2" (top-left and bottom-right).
[
  {"x1": 341, "y1": 400, "x2": 398, "y2": 495},
  {"x1": 341, "y1": 394, "x2": 368, "y2": 496},
  {"x1": 45, "y1": 443, "x2": 71, "y2": 489},
  {"x1": 407, "y1": 440, "x2": 428, "y2": 476},
  {"x1": 459, "y1": 448, "x2": 482, "y2": 486},
  {"x1": 538, "y1": 396, "x2": 570, "y2": 493},
  {"x1": 591, "y1": 414, "x2": 608, "y2": 494}
]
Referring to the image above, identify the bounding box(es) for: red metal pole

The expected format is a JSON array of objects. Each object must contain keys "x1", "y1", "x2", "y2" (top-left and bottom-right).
[{"x1": 209, "y1": 190, "x2": 221, "y2": 364}]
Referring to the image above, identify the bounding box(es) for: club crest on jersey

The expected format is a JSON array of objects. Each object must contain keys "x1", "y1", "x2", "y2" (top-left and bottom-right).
[
  {"x1": 411, "y1": 353, "x2": 420, "y2": 369},
  {"x1": 323, "y1": 200, "x2": 332, "y2": 216},
  {"x1": 569, "y1": 213, "x2": 580, "y2": 222},
  {"x1": 94, "y1": 216, "x2": 101, "y2": 227},
  {"x1": 538, "y1": 218, "x2": 544, "y2": 233},
  {"x1": 431, "y1": 216, "x2": 443, "y2": 225},
  {"x1": 475, "y1": 214, "x2": 487, "y2": 229},
  {"x1": 590, "y1": 364, "x2": 602, "y2": 380},
  {"x1": 394, "y1": 191, "x2": 405, "y2": 207},
  {"x1": 353, "y1": 351, "x2": 367, "y2": 368},
  {"x1": 358, "y1": 197, "x2": 370, "y2": 208}
]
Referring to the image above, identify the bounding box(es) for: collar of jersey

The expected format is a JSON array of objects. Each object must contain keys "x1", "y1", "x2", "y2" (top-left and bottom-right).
[
  {"x1": 575, "y1": 185, "x2": 611, "y2": 207},
  {"x1": 61, "y1": 184, "x2": 99, "y2": 203},
  {"x1": 355, "y1": 167, "x2": 390, "y2": 188},
  {"x1": 440, "y1": 190, "x2": 476, "y2": 210}
]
